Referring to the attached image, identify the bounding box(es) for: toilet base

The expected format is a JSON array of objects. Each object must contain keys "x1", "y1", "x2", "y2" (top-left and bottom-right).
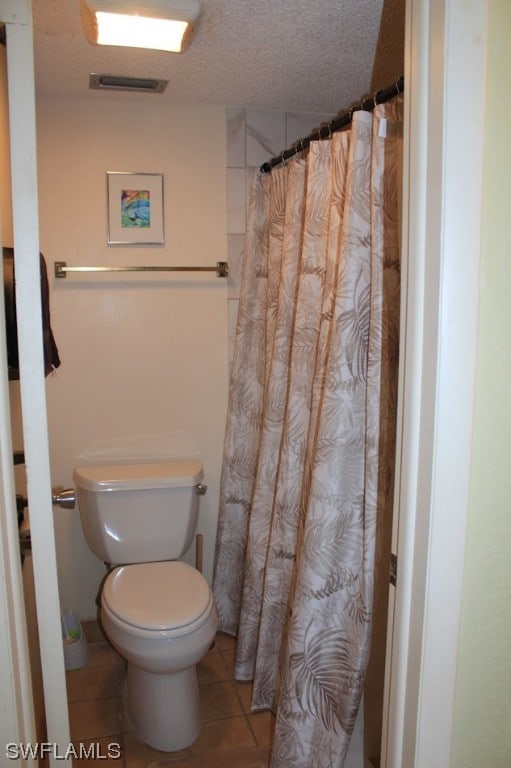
[{"x1": 126, "y1": 663, "x2": 201, "y2": 751}]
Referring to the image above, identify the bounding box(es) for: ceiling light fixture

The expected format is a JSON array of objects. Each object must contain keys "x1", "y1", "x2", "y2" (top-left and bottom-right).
[{"x1": 79, "y1": 0, "x2": 202, "y2": 53}]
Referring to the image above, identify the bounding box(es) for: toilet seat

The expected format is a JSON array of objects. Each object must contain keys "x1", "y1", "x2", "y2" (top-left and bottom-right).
[{"x1": 102, "y1": 561, "x2": 212, "y2": 632}]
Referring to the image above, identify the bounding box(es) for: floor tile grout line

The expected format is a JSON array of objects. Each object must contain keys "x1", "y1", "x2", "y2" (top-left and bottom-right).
[
  {"x1": 244, "y1": 709, "x2": 260, "y2": 748},
  {"x1": 67, "y1": 633, "x2": 278, "y2": 764}
]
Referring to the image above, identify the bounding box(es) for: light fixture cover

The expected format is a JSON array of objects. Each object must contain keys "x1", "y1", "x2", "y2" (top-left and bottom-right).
[{"x1": 80, "y1": 0, "x2": 201, "y2": 53}]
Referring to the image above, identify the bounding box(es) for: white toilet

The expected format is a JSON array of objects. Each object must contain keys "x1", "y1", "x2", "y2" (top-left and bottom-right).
[{"x1": 73, "y1": 460, "x2": 218, "y2": 752}]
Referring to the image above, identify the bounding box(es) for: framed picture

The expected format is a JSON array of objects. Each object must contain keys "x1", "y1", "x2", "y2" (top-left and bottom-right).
[{"x1": 107, "y1": 172, "x2": 164, "y2": 245}]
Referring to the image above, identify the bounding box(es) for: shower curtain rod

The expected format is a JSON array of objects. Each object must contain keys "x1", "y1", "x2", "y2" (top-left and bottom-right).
[{"x1": 260, "y1": 75, "x2": 404, "y2": 174}]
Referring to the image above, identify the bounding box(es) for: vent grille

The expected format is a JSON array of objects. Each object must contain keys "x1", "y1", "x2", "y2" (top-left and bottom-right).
[{"x1": 89, "y1": 73, "x2": 168, "y2": 93}]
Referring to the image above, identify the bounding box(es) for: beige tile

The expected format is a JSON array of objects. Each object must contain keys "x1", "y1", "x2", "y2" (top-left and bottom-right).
[
  {"x1": 200, "y1": 681, "x2": 243, "y2": 721},
  {"x1": 235, "y1": 681, "x2": 254, "y2": 713},
  {"x1": 226, "y1": 106, "x2": 246, "y2": 168},
  {"x1": 191, "y1": 715, "x2": 256, "y2": 755},
  {"x1": 123, "y1": 731, "x2": 192, "y2": 767},
  {"x1": 65, "y1": 628, "x2": 276, "y2": 767},
  {"x1": 85, "y1": 641, "x2": 124, "y2": 670},
  {"x1": 119, "y1": 698, "x2": 133, "y2": 735},
  {"x1": 227, "y1": 168, "x2": 247, "y2": 234},
  {"x1": 68, "y1": 697, "x2": 123, "y2": 741},
  {"x1": 67, "y1": 660, "x2": 124, "y2": 703},
  {"x1": 227, "y1": 235, "x2": 245, "y2": 300},
  {"x1": 214, "y1": 632, "x2": 236, "y2": 651},
  {"x1": 218, "y1": 647, "x2": 235, "y2": 677},
  {"x1": 246, "y1": 108, "x2": 286, "y2": 168},
  {"x1": 247, "y1": 711, "x2": 276, "y2": 747},
  {"x1": 82, "y1": 620, "x2": 107, "y2": 644},
  {"x1": 196, "y1": 650, "x2": 230, "y2": 685}
]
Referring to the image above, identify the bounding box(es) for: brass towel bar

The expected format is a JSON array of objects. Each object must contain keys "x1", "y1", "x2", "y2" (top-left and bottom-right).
[{"x1": 54, "y1": 261, "x2": 229, "y2": 279}]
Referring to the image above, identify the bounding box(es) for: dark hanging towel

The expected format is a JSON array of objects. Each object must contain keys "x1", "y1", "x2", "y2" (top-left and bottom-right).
[{"x1": 3, "y1": 247, "x2": 61, "y2": 380}]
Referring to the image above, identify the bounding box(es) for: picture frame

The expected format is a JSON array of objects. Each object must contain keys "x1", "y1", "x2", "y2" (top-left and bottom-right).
[{"x1": 107, "y1": 172, "x2": 164, "y2": 245}]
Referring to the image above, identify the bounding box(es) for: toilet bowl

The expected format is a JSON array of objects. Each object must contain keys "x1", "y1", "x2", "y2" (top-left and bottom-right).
[
  {"x1": 101, "y1": 560, "x2": 218, "y2": 751},
  {"x1": 72, "y1": 460, "x2": 218, "y2": 752}
]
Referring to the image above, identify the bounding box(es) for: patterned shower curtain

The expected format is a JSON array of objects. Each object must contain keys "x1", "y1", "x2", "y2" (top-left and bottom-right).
[{"x1": 213, "y1": 97, "x2": 403, "y2": 767}]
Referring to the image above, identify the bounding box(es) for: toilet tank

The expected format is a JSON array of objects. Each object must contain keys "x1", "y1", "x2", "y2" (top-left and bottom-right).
[{"x1": 73, "y1": 461, "x2": 204, "y2": 565}]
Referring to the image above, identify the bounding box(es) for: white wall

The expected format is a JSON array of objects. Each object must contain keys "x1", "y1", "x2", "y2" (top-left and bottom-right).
[
  {"x1": 21, "y1": 87, "x2": 341, "y2": 623},
  {"x1": 34, "y1": 94, "x2": 228, "y2": 619}
]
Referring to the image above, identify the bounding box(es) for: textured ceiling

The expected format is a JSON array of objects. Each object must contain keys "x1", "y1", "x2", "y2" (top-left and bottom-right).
[{"x1": 30, "y1": 0, "x2": 393, "y2": 115}]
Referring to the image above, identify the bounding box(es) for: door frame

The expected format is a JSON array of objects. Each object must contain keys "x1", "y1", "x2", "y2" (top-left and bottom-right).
[
  {"x1": 0, "y1": 1, "x2": 71, "y2": 763},
  {"x1": 0, "y1": 0, "x2": 488, "y2": 765},
  {"x1": 382, "y1": 0, "x2": 487, "y2": 765}
]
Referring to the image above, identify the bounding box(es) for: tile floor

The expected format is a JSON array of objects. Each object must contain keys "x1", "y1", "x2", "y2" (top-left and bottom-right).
[{"x1": 66, "y1": 633, "x2": 274, "y2": 767}]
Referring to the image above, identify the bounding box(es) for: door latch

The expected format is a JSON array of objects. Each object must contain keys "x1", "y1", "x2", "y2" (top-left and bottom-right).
[{"x1": 390, "y1": 553, "x2": 397, "y2": 587}]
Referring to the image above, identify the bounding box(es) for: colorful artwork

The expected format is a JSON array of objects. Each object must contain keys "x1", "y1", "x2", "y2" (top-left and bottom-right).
[
  {"x1": 121, "y1": 189, "x2": 151, "y2": 228},
  {"x1": 107, "y1": 172, "x2": 163, "y2": 245}
]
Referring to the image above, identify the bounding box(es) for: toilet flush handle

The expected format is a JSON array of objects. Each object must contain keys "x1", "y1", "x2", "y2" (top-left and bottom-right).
[
  {"x1": 195, "y1": 484, "x2": 207, "y2": 495},
  {"x1": 52, "y1": 487, "x2": 76, "y2": 509}
]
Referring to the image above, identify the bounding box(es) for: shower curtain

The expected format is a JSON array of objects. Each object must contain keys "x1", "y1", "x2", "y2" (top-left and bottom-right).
[{"x1": 213, "y1": 96, "x2": 403, "y2": 767}]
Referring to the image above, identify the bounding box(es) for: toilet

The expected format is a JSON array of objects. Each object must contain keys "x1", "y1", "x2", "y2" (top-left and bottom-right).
[{"x1": 73, "y1": 460, "x2": 218, "y2": 752}]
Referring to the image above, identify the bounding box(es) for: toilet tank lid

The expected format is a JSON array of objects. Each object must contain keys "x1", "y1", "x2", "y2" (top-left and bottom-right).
[{"x1": 73, "y1": 461, "x2": 203, "y2": 492}]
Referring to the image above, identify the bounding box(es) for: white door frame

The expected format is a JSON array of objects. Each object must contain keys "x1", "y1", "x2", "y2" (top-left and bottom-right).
[
  {"x1": 0, "y1": 0, "x2": 487, "y2": 766},
  {"x1": 383, "y1": 0, "x2": 487, "y2": 766},
  {"x1": 0, "y1": 1, "x2": 71, "y2": 763},
  {"x1": 0, "y1": 243, "x2": 38, "y2": 758}
]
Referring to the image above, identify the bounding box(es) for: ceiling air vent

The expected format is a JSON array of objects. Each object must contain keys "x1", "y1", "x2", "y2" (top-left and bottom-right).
[{"x1": 89, "y1": 73, "x2": 168, "y2": 93}]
